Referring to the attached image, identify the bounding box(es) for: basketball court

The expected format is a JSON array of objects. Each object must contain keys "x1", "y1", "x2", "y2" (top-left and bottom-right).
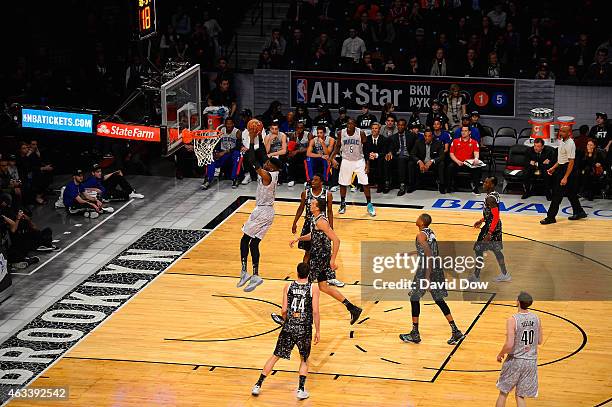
[{"x1": 7, "y1": 196, "x2": 611, "y2": 406}]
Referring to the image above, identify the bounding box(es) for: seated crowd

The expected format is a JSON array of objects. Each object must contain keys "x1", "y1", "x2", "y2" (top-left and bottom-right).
[{"x1": 201, "y1": 101, "x2": 611, "y2": 202}]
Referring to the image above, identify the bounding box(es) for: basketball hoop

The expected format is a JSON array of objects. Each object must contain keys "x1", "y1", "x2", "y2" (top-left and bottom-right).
[{"x1": 181, "y1": 129, "x2": 222, "y2": 166}]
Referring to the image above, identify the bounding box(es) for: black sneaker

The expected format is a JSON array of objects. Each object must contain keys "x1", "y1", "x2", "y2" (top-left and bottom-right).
[
  {"x1": 271, "y1": 313, "x2": 285, "y2": 325},
  {"x1": 399, "y1": 330, "x2": 421, "y2": 344},
  {"x1": 349, "y1": 306, "x2": 363, "y2": 325},
  {"x1": 472, "y1": 185, "x2": 480, "y2": 195},
  {"x1": 397, "y1": 185, "x2": 406, "y2": 196},
  {"x1": 438, "y1": 184, "x2": 446, "y2": 194},
  {"x1": 338, "y1": 203, "x2": 347, "y2": 214},
  {"x1": 25, "y1": 256, "x2": 40, "y2": 266},
  {"x1": 540, "y1": 217, "x2": 556, "y2": 225},
  {"x1": 232, "y1": 179, "x2": 240, "y2": 189},
  {"x1": 521, "y1": 191, "x2": 530, "y2": 200},
  {"x1": 202, "y1": 180, "x2": 211, "y2": 190},
  {"x1": 447, "y1": 330, "x2": 464, "y2": 345},
  {"x1": 568, "y1": 212, "x2": 587, "y2": 220}
]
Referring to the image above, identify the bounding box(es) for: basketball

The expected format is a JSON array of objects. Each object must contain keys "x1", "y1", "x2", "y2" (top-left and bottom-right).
[{"x1": 247, "y1": 119, "x2": 263, "y2": 135}]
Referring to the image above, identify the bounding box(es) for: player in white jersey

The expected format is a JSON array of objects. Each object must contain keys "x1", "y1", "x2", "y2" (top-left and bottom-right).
[
  {"x1": 330, "y1": 118, "x2": 375, "y2": 216},
  {"x1": 496, "y1": 291, "x2": 543, "y2": 407},
  {"x1": 237, "y1": 124, "x2": 282, "y2": 292}
]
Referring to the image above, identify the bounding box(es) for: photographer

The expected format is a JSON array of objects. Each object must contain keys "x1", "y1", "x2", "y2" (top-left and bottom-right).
[
  {"x1": 0, "y1": 158, "x2": 22, "y2": 206},
  {"x1": 0, "y1": 194, "x2": 40, "y2": 270}
]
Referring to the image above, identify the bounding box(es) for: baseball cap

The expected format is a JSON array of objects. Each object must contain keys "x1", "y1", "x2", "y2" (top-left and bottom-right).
[
  {"x1": 471, "y1": 110, "x2": 480, "y2": 117},
  {"x1": 317, "y1": 104, "x2": 328, "y2": 112},
  {"x1": 410, "y1": 122, "x2": 420, "y2": 129},
  {"x1": 73, "y1": 169, "x2": 84, "y2": 176},
  {"x1": 415, "y1": 28, "x2": 425, "y2": 36},
  {"x1": 241, "y1": 108, "x2": 252, "y2": 117},
  {"x1": 462, "y1": 114, "x2": 471, "y2": 120},
  {"x1": 338, "y1": 106, "x2": 347, "y2": 114},
  {"x1": 596, "y1": 112, "x2": 608, "y2": 120},
  {"x1": 92, "y1": 163, "x2": 102, "y2": 172},
  {"x1": 431, "y1": 99, "x2": 440, "y2": 106}
]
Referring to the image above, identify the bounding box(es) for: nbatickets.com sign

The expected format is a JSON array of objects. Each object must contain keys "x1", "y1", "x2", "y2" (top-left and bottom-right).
[{"x1": 96, "y1": 121, "x2": 161, "y2": 142}]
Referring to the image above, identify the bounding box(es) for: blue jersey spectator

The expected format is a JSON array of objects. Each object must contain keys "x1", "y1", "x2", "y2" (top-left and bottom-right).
[{"x1": 453, "y1": 115, "x2": 481, "y2": 142}]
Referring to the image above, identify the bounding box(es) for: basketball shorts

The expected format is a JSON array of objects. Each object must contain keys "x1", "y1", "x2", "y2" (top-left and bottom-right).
[
  {"x1": 242, "y1": 206, "x2": 275, "y2": 239},
  {"x1": 496, "y1": 356, "x2": 538, "y2": 397},
  {"x1": 339, "y1": 158, "x2": 368, "y2": 186},
  {"x1": 273, "y1": 326, "x2": 312, "y2": 361}
]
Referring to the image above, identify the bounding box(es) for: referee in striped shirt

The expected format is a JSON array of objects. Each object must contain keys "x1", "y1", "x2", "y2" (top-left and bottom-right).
[{"x1": 540, "y1": 126, "x2": 587, "y2": 224}]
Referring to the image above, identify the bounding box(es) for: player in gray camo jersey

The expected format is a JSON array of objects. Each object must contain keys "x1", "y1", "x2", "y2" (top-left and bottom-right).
[
  {"x1": 496, "y1": 291, "x2": 543, "y2": 407},
  {"x1": 237, "y1": 129, "x2": 282, "y2": 293}
]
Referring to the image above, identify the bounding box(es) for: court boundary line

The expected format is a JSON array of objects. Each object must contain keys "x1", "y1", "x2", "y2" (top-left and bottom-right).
[
  {"x1": 1, "y1": 201, "x2": 249, "y2": 406},
  {"x1": 422, "y1": 302, "x2": 589, "y2": 373}
]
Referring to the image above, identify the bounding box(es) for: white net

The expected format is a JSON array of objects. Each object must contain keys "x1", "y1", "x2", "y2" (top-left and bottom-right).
[{"x1": 193, "y1": 132, "x2": 221, "y2": 167}]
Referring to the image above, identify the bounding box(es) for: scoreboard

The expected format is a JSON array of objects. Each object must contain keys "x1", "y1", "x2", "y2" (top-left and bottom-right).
[{"x1": 136, "y1": 0, "x2": 156, "y2": 40}]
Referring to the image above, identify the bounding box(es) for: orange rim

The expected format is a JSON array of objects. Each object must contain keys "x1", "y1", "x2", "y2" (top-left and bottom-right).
[{"x1": 181, "y1": 129, "x2": 220, "y2": 144}]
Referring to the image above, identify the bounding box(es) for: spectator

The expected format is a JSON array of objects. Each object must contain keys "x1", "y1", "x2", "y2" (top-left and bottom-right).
[
  {"x1": 207, "y1": 79, "x2": 237, "y2": 118},
  {"x1": 381, "y1": 115, "x2": 398, "y2": 138},
  {"x1": 386, "y1": 118, "x2": 416, "y2": 195},
  {"x1": 258, "y1": 49, "x2": 275, "y2": 69},
  {"x1": 160, "y1": 25, "x2": 179, "y2": 60},
  {"x1": 565, "y1": 33, "x2": 595, "y2": 78},
  {"x1": 263, "y1": 28, "x2": 287, "y2": 57},
  {"x1": 171, "y1": 5, "x2": 191, "y2": 36},
  {"x1": 203, "y1": 10, "x2": 223, "y2": 56},
  {"x1": 523, "y1": 36, "x2": 545, "y2": 77},
  {"x1": 341, "y1": 28, "x2": 367, "y2": 63},
  {"x1": 191, "y1": 23, "x2": 214, "y2": 69},
  {"x1": 0, "y1": 201, "x2": 40, "y2": 271},
  {"x1": 411, "y1": 28, "x2": 429, "y2": 64},
  {"x1": 312, "y1": 105, "x2": 333, "y2": 130},
  {"x1": 360, "y1": 52, "x2": 380, "y2": 73},
  {"x1": 583, "y1": 49, "x2": 611, "y2": 83},
  {"x1": 370, "y1": 11, "x2": 395, "y2": 54},
  {"x1": 202, "y1": 117, "x2": 243, "y2": 190},
  {"x1": 453, "y1": 114, "x2": 481, "y2": 142},
  {"x1": 574, "y1": 125, "x2": 590, "y2": 153},
  {"x1": 356, "y1": 103, "x2": 377, "y2": 131},
  {"x1": 535, "y1": 61, "x2": 555, "y2": 80},
  {"x1": 408, "y1": 109, "x2": 422, "y2": 130},
  {"x1": 405, "y1": 54, "x2": 425, "y2": 75},
  {"x1": 447, "y1": 126, "x2": 482, "y2": 194},
  {"x1": 383, "y1": 57, "x2": 398, "y2": 73},
  {"x1": 487, "y1": 3, "x2": 506, "y2": 29},
  {"x1": 214, "y1": 57, "x2": 234, "y2": 86},
  {"x1": 333, "y1": 106, "x2": 350, "y2": 132},
  {"x1": 237, "y1": 109, "x2": 253, "y2": 130},
  {"x1": 411, "y1": 127, "x2": 445, "y2": 193},
  {"x1": 459, "y1": 48, "x2": 482, "y2": 77},
  {"x1": 470, "y1": 111, "x2": 486, "y2": 138},
  {"x1": 480, "y1": 16, "x2": 497, "y2": 56},
  {"x1": 261, "y1": 101, "x2": 285, "y2": 128},
  {"x1": 364, "y1": 122, "x2": 389, "y2": 193},
  {"x1": 280, "y1": 111, "x2": 296, "y2": 134},
  {"x1": 285, "y1": 27, "x2": 309, "y2": 69},
  {"x1": 522, "y1": 138, "x2": 555, "y2": 200},
  {"x1": 125, "y1": 55, "x2": 145, "y2": 90},
  {"x1": 310, "y1": 32, "x2": 336, "y2": 70},
  {"x1": 63, "y1": 169, "x2": 106, "y2": 218},
  {"x1": 452, "y1": 16, "x2": 469, "y2": 54},
  {"x1": 430, "y1": 118, "x2": 453, "y2": 154},
  {"x1": 83, "y1": 164, "x2": 145, "y2": 201},
  {"x1": 588, "y1": 112, "x2": 611, "y2": 152},
  {"x1": 596, "y1": 32, "x2": 612, "y2": 63},
  {"x1": 287, "y1": 122, "x2": 311, "y2": 184},
  {"x1": 388, "y1": 0, "x2": 408, "y2": 23},
  {"x1": 0, "y1": 157, "x2": 22, "y2": 205},
  {"x1": 356, "y1": 12, "x2": 373, "y2": 47},
  {"x1": 563, "y1": 65, "x2": 580, "y2": 84},
  {"x1": 578, "y1": 139, "x2": 607, "y2": 200},
  {"x1": 443, "y1": 84, "x2": 468, "y2": 129},
  {"x1": 430, "y1": 48, "x2": 449, "y2": 76},
  {"x1": 379, "y1": 102, "x2": 396, "y2": 124},
  {"x1": 0, "y1": 194, "x2": 12, "y2": 300},
  {"x1": 27, "y1": 139, "x2": 53, "y2": 205},
  {"x1": 426, "y1": 99, "x2": 449, "y2": 129},
  {"x1": 295, "y1": 104, "x2": 313, "y2": 129},
  {"x1": 487, "y1": 51, "x2": 502, "y2": 78}
]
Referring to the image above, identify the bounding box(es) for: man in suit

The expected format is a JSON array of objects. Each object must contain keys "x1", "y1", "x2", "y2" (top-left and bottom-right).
[
  {"x1": 522, "y1": 138, "x2": 556, "y2": 200},
  {"x1": 411, "y1": 127, "x2": 446, "y2": 194},
  {"x1": 364, "y1": 123, "x2": 390, "y2": 193},
  {"x1": 386, "y1": 118, "x2": 417, "y2": 195}
]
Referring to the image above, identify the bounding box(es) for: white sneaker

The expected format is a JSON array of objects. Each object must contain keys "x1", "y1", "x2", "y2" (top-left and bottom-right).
[
  {"x1": 330, "y1": 185, "x2": 339, "y2": 192},
  {"x1": 129, "y1": 192, "x2": 144, "y2": 199},
  {"x1": 288, "y1": 180, "x2": 295, "y2": 187},
  {"x1": 244, "y1": 275, "x2": 263, "y2": 292},
  {"x1": 102, "y1": 206, "x2": 114, "y2": 213},
  {"x1": 251, "y1": 384, "x2": 261, "y2": 396},
  {"x1": 350, "y1": 185, "x2": 357, "y2": 193},
  {"x1": 87, "y1": 211, "x2": 100, "y2": 219},
  {"x1": 242, "y1": 174, "x2": 252, "y2": 185},
  {"x1": 296, "y1": 389, "x2": 309, "y2": 400},
  {"x1": 493, "y1": 273, "x2": 512, "y2": 282},
  {"x1": 327, "y1": 279, "x2": 345, "y2": 287},
  {"x1": 54, "y1": 199, "x2": 65, "y2": 209}
]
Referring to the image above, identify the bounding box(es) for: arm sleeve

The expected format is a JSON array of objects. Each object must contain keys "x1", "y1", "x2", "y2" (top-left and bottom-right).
[{"x1": 488, "y1": 207, "x2": 500, "y2": 234}]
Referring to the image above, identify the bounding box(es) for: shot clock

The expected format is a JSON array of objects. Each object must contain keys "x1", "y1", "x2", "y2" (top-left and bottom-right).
[{"x1": 137, "y1": 0, "x2": 156, "y2": 40}]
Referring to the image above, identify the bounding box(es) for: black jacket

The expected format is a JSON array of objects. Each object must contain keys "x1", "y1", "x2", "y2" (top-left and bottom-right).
[
  {"x1": 411, "y1": 138, "x2": 445, "y2": 164},
  {"x1": 526, "y1": 145, "x2": 556, "y2": 167},
  {"x1": 364, "y1": 134, "x2": 388, "y2": 159},
  {"x1": 388, "y1": 132, "x2": 417, "y2": 157}
]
